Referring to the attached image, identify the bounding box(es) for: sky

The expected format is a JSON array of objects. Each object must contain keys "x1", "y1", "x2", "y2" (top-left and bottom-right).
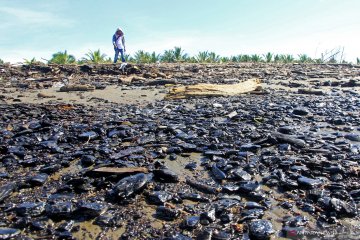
[{"x1": 0, "y1": 0, "x2": 359, "y2": 63}]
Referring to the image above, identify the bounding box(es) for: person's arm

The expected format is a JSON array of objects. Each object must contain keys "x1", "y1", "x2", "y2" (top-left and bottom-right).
[
  {"x1": 112, "y1": 35, "x2": 117, "y2": 48},
  {"x1": 122, "y1": 36, "x2": 126, "y2": 52}
]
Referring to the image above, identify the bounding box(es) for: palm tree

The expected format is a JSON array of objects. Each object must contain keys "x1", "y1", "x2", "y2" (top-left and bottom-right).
[
  {"x1": 84, "y1": 49, "x2": 107, "y2": 63},
  {"x1": 207, "y1": 52, "x2": 220, "y2": 63},
  {"x1": 161, "y1": 49, "x2": 175, "y2": 62},
  {"x1": 23, "y1": 57, "x2": 40, "y2": 65},
  {"x1": 173, "y1": 47, "x2": 188, "y2": 62},
  {"x1": 187, "y1": 56, "x2": 198, "y2": 63},
  {"x1": 125, "y1": 54, "x2": 133, "y2": 63},
  {"x1": 251, "y1": 54, "x2": 262, "y2": 62},
  {"x1": 220, "y1": 57, "x2": 230, "y2": 63},
  {"x1": 49, "y1": 50, "x2": 76, "y2": 64},
  {"x1": 279, "y1": 54, "x2": 294, "y2": 63},
  {"x1": 195, "y1": 51, "x2": 209, "y2": 63},
  {"x1": 240, "y1": 55, "x2": 251, "y2": 62},
  {"x1": 133, "y1": 50, "x2": 151, "y2": 63},
  {"x1": 150, "y1": 52, "x2": 161, "y2": 63},
  {"x1": 264, "y1": 52, "x2": 273, "y2": 63},
  {"x1": 230, "y1": 55, "x2": 241, "y2": 62},
  {"x1": 298, "y1": 54, "x2": 312, "y2": 63},
  {"x1": 286, "y1": 54, "x2": 295, "y2": 63},
  {"x1": 274, "y1": 54, "x2": 281, "y2": 63}
]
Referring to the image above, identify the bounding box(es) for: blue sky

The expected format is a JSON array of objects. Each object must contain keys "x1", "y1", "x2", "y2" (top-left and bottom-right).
[{"x1": 0, "y1": 0, "x2": 359, "y2": 63}]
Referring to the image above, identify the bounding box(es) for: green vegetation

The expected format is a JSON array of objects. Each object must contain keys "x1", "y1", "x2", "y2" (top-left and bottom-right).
[
  {"x1": 357, "y1": 58, "x2": 360, "y2": 65},
  {"x1": 251, "y1": 54, "x2": 262, "y2": 62},
  {"x1": 298, "y1": 54, "x2": 312, "y2": 63},
  {"x1": 264, "y1": 52, "x2": 273, "y2": 63},
  {"x1": 49, "y1": 50, "x2": 76, "y2": 64},
  {"x1": 133, "y1": 50, "x2": 160, "y2": 63},
  {"x1": 39, "y1": 48, "x2": 358, "y2": 65},
  {"x1": 160, "y1": 47, "x2": 188, "y2": 62},
  {"x1": 23, "y1": 57, "x2": 42, "y2": 65},
  {"x1": 0, "y1": 58, "x2": 4, "y2": 64},
  {"x1": 83, "y1": 49, "x2": 107, "y2": 63}
]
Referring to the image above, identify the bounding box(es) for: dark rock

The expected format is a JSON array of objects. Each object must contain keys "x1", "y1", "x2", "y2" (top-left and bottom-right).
[
  {"x1": 57, "y1": 220, "x2": 74, "y2": 232},
  {"x1": 78, "y1": 131, "x2": 98, "y2": 140},
  {"x1": 75, "y1": 202, "x2": 107, "y2": 219},
  {"x1": 147, "y1": 191, "x2": 172, "y2": 205},
  {"x1": 156, "y1": 206, "x2": 179, "y2": 221},
  {"x1": 40, "y1": 164, "x2": 61, "y2": 174},
  {"x1": 81, "y1": 155, "x2": 96, "y2": 166},
  {"x1": 0, "y1": 183, "x2": 16, "y2": 203},
  {"x1": 0, "y1": 228, "x2": 21, "y2": 239},
  {"x1": 344, "y1": 133, "x2": 360, "y2": 142},
  {"x1": 329, "y1": 198, "x2": 358, "y2": 217},
  {"x1": 241, "y1": 209, "x2": 265, "y2": 221},
  {"x1": 110, "y1": 173, "x2": 149, "y2": 200},
  {"x1": 297, "y1": 176, "x2": 323, "y2": 189},
  {"x1": 199, "y1": 209, "x2": 216, "y2": 225},
  {"x1": 27, "y1": 173, "x2": 48, "y2": 186},
  {"x1": 240, "y1": 144, "x2": 261, "y2": 153},
  {"x1": 211, "y1": 164, "x2": 226, "y2": 180},
  {"x1": 153, "y1": 169, "x2": 179, "y2": 183},
  {"x1": 293, "y1": 107, "x2": 309, "y2": 116},
  {"x1": 180, "y1": 216, "x2": 200, "y2": 230},
  {"x1": 231, "y1": 168, "x2": 252, "y2": 181},
  {"x1": 15, "y1": 202, "x2": 46, "y2": 217},
  {"x1": 248, "y1": 220, "x2": 275, "y2": 240},
  {"x1": 45, "y1": 201, "x2": 74, "y2": 220},
  {"x1": 212, "y1": 230, "x2": 231, "y2": 240},
  {"x1": 185, "y1": 178, "x2": 219, "y2": 194},
  {"x1": 278, "y1": 126, "x2": 296, "y2": 135},
  {"x1": 185, "y1": 162, "x2": 197, "y2": 171},
  {"x1": 273, "y1": 132, "x2": 307, "y2": 148},
  {"x1": 178, "y1": 193, "x2": 210, "y2": 202},
  {"x1": 238, "y1": 181, "x2": 261, "y2": 193},
  {"x1": 196, "y1": 229, "x2": 213, "y2": 240},
  {"x1": 163, "y1": 233, "x2": 192, "y2": 240}
]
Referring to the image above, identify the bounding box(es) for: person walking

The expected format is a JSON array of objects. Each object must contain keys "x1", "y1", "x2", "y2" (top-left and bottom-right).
[{"x1": 113, "y1": 27, "x2": 126, "y2": 63}]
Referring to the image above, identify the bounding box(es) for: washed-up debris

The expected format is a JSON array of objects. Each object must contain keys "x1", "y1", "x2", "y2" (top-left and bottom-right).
[
  {"x1": 298, "y1": 88, "x2": 324, "y2": 95},
  {"x1": 147, "y1": 79, "x2": 177, "y2": 86},
  {"x1": 37, "y1": 92, "x2": 56, "y2": 98},
  {"x1": 165, "y1": 78, "x2": 261, "y2": 99},
  {"x1": 91, "y1": 167, "x2": 148, "y2": 175},
  {"x1": 59, "y1": 84, "x2": 95, "y2": 92}
]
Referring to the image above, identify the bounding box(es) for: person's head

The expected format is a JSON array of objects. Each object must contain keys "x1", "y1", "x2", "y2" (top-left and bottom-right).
[{"x1": 116, "y1": 27, "x2": 123, "y2": 36}]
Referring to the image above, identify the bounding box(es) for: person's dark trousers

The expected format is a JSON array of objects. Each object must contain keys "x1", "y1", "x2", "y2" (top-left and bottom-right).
[{"x1": 114, "y1": 48, "x2": 125, "y2": 63}]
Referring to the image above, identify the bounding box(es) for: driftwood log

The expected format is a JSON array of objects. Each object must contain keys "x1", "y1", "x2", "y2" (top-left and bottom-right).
[
  {"x1": 59, "y1": 84, "x2": 95, "y2": 92},
  {"x1": 165, "y1": 78, "x2": 261, "y2": 99}
]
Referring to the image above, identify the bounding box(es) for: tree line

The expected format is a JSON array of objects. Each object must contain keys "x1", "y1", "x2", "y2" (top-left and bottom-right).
[{"x1": 1, "y1": 47, "x2": 360, "y2": 65}]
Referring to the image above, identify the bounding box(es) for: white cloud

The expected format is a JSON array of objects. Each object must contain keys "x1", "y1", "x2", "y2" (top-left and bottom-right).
[{"x1": 0, "y1": 7, "x2": 73, "y2": 28}]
